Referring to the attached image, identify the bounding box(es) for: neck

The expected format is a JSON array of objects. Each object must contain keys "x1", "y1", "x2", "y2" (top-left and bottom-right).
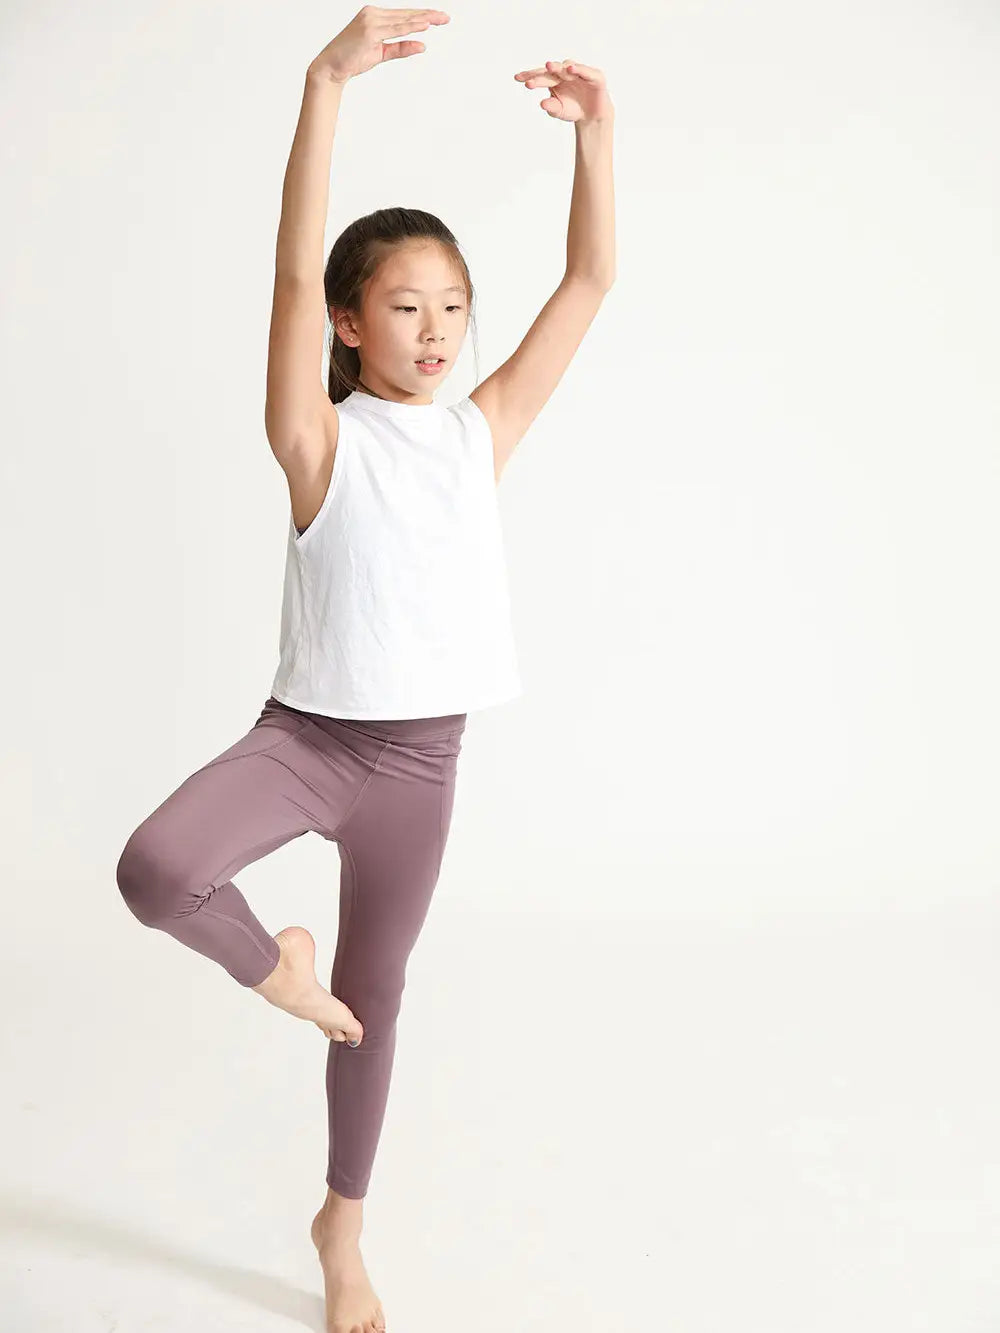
[{"x1": 356, "y1": 374, "x2": 434, "y2": 407}]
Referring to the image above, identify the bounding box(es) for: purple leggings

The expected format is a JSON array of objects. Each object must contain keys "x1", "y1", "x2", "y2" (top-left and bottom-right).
[{"x1": 115, "y1": 695, "x2": 466, "y2": 1198}]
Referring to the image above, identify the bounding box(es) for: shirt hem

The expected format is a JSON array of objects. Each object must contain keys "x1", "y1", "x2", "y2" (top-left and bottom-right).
[{"x1": 268, "y1": 683, "x2": 522, "y2": 721}]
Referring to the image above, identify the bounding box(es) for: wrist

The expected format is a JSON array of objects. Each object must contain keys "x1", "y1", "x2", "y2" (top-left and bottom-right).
[
  {"x1": 305, "y1": 64, "x2": 349, "y2": 91},
  {"x1": 576, "y1": 109, "x2": 614, "y2": 129}
]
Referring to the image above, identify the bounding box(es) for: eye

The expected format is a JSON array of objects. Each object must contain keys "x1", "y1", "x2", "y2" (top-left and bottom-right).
[{"x1": 394, "y1": 306, "x2": 417, "y2": 313}]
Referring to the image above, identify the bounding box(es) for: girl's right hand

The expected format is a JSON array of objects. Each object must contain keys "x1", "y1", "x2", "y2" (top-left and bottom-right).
[{"x1": 308, "y1": 6, "x2": 450, "y2": 86}]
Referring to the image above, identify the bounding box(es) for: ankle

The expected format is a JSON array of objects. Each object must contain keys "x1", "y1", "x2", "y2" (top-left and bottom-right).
[{"x1": 321, "y1": 1187, "x2": 363, "y2": 1229}]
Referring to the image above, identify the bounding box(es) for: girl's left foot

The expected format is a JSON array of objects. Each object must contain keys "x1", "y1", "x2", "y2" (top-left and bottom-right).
[
  {"x1": 251, "y1": 926, "x2": 364, "y2": 1043},
  {"x1": 311, "y1": 1199, "x2": 386, "y2": 1333}
]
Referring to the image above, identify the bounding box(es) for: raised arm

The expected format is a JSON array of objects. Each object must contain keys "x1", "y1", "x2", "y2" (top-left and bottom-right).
[
  {"x1": 471, "y1": 60, "x2": 616, "y2": 482},
  {"x1": 263, "y1": 70, "x2": 344, "y2": 462},
  {"x1": 264, "y1": 8, "x2": 451, "y2": 465}
]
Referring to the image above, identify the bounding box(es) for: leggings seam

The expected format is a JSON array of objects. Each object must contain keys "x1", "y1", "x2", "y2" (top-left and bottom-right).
[
  {"x1": 331, "y1": 740, "x2": 391, "y2": 839},
  {"x1": 436, "y1": 779, "x2": 446, "y2": 868},
  {"x1": 330, "y1": 838, "x2": 361, "y2": 1192},
  {"x1": 196, "y1": 832, "x2": 295, "y2": 900},
  {"x1": 201, "y1": 720, "x2": 308, "y2": 770},
  {"x1": 200, "y1": 904, "x2": 277, "y2": 966},
  {"x1": 327, "y1": 743, "x2": 389, "y2": 1194}
]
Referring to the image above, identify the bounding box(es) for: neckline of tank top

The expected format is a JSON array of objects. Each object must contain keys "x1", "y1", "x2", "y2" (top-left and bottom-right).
[{"x1": 341, "y1": 389, "x2": 447, "y2": 419}]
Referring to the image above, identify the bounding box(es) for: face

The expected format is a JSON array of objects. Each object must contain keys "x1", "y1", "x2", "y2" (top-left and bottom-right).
[{"x1": 332, "y1": 241, "x2": 470, "y2": 402}]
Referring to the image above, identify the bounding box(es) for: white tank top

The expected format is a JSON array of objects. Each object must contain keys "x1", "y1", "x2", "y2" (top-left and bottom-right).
[{"x1": 269, "y1": 388, "x2": 522, "y2": 719}]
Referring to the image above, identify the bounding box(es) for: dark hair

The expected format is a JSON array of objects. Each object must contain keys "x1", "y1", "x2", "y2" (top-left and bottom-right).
[{"x1": 324, "y1": 207, "x2": 479, "y2": 404}]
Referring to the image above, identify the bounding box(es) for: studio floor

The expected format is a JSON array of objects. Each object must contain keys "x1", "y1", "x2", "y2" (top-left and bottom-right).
[{"x1": 3, "y1": 894, "x2": 998, "y2": 1332}]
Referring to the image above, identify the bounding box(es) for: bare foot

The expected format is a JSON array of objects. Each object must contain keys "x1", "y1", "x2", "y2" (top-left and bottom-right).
[
  {"x1": 311, "y1": 1195, "x2": 386, "y2": 1333},
  {"x1": 251, "y1": 926, "x2": 363, "y2": 1044}
]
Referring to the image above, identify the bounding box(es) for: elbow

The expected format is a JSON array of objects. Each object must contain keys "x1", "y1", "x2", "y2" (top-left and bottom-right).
[{"x1": 566, "y1": 269, "x2": 615, "y2": 295}]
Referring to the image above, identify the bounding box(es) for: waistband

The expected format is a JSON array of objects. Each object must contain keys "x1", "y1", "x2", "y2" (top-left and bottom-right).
[{"x1": 262, "y1": 696, "x2": 467, "y2": 743}]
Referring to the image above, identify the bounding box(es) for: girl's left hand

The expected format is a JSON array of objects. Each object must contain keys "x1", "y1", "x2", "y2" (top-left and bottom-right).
[{"x1": 514, "y1": 59, "x2": 613, "y2": 123}]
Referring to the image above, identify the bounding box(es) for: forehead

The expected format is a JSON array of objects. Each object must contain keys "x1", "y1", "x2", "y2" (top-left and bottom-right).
[{"x1": 372, "y1": 243, "x2": 464, "y2": 296}]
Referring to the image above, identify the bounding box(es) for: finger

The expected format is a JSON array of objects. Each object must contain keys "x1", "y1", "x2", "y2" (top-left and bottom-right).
[
  {"x1": 382, "y1": 38, "x2": 426, "y2": 58},
  {"x1": 381, "y1": 16, "x2": 442, "y2": 33},
  {"x1": 518, "y1": 74, "x2": 559, "y2": 88},
  {"x1": 514, "y1": 61, "x2": 564, "y2": 80},
  {"x1": 563, "y1": 61, "x2": 603, "y2": 82},
  {"x1": 376, "y1": 9, "x2": 450, "y2": 25},
  {"x1": 515, "y1": 58, "x2": 579, "y2": 83}
]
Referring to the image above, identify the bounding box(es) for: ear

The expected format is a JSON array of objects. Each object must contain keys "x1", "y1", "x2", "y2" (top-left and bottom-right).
[{"x1": 332, "y1": 307, "x2": 362, "y2": 348}]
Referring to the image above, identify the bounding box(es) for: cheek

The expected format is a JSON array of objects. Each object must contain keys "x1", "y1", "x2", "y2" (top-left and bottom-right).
[
  {"x1": 386, "y1": 321, "x2": 414, "y2": 351},
  {"x1": 365, "y1": 322, "x2": 404, "y2": 357}
]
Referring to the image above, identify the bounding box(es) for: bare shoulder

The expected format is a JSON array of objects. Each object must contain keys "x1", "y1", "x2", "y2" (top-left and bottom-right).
[
  {"x1": 469, "y1": 276, "x2": 612, "y2": 482},
  {"x1": 467, "y1": 385, "x2": 509, "y2": 484},
  {"x1": 278, "y1": 395, "x2": 341, "y2": 537}
]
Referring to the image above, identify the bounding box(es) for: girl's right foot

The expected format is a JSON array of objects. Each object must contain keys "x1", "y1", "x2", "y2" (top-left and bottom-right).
[
  {"x1": 311, "y1": 1192, "x2": 386, "y2": 1333},
  {"x1": 251, "y1": 926, "x2": 363, "y2": 1044}
]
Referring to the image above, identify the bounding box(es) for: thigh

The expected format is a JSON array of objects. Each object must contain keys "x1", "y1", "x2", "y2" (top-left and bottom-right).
[
  {"x1": 329, "y1": 736, "x2": 462, "y2": 1017},
  {"x1": 121, "y1": 709, "x2": 327, "y2": 905}
]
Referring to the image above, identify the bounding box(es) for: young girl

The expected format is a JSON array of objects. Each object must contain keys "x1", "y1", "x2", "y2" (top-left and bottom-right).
[{"x1": 116, "y1": 9, "x2": 614, "y2": 1332}]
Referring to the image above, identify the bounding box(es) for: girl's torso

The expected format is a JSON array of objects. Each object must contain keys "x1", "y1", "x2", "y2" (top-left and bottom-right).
[{"x1": 269, "y1": 389, "x2": 522, "y2": 721}]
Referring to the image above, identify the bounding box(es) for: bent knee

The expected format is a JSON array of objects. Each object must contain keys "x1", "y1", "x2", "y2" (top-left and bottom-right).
[{"x1": 115, "y1": 824, "x2": 209, "y2": 928}]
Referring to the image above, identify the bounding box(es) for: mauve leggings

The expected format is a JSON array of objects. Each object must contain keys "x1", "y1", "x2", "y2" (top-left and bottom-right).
[{"x1": 115, "y1": 695, "x2": 466, "y2": 1199}]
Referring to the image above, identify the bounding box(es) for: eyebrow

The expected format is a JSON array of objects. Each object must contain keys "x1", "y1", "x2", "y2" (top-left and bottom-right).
[{"x1": 383, "y1": 286, "x2": 465, "y2": 296}]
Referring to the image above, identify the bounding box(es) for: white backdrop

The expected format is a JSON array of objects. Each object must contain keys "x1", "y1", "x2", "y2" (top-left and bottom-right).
[{"x1": 2, "y1": 3, "x2": 999, "y2": 1331}]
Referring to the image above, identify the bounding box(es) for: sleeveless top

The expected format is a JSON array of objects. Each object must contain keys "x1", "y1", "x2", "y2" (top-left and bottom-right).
[{"x1": 269, "y1": 388, "x2": 523, "y2": 720}]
